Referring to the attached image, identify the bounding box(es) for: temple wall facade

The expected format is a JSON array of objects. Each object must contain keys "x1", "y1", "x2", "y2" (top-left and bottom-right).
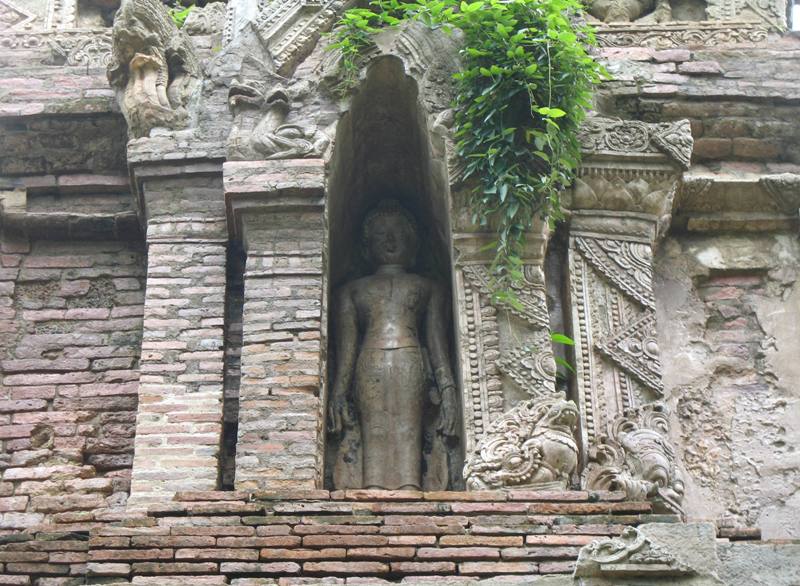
[{"x1": 0, "y1": 0, "x2": 799, "y2": 583}]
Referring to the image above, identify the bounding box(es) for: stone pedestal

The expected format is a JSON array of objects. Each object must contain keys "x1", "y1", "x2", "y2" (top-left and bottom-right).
[
  {"x1": 225, "y1": 159, "x2": 326, "y2": 491},
  {"x1": 128, "y1": 163, "x2": 227, "y2": 504}
]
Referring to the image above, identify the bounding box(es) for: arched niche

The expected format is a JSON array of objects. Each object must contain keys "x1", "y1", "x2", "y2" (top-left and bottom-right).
[{"x1": 324, "y1": 55, "x2": 463, "y2": 490}]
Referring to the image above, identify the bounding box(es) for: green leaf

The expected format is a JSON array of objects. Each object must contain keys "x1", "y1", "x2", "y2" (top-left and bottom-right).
[
  {"x1": 550, "y1": 333, "x2": 575, "y2": 346},
  {"x1": 555, "y1": 356, "x2": 576, "y2": 374}
]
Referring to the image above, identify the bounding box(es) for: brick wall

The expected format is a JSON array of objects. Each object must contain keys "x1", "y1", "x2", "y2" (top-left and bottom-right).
[{"x1": 0, "y1": 235, "x2": 145, "y2": 532}]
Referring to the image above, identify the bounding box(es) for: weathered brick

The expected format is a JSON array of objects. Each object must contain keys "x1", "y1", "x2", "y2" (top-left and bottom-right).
[
  {"x1": 302, "y1": 535, "x2": 388, "y2": 547},
  {"x1": 175, "y1": 548, "x2": 259, "y2": 561},
  {"x1": 459, "y1": 561, "x2": 538, "y2": 574},
  {"x1": 390, "y1": 561, "x2": 457, "y2": 574},
  {"x1": 303, "y1": 561, "x2": 389, "y2": 574},
  {"x1": 220, "y1": 562, "x2": 300, "y2": 574},
  {"x1": 416, "y1": 547, "x2": 500, "y2": 560},
  {"x1": 259, "y1": 548, "x2": 346, "y2": 561}
]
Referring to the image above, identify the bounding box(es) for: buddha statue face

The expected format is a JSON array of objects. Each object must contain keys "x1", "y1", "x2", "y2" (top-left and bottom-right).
[{"x1": 363, "y1": 206, "x2": 418, "y2": 269}]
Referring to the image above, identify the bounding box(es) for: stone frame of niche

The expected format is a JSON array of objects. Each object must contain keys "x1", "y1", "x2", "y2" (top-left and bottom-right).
[{"x1": 322, "y1": 55, "x2": 465, "y2": 491}]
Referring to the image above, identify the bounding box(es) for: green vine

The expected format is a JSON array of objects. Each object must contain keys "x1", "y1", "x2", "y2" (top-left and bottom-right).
[{"x1": 329, "y1": 0, "x2": 604, "y2": 295}]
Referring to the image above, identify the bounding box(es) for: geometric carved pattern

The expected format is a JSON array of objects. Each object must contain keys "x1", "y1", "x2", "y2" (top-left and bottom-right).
[
  {"x1": 496, "y1": 333, "x2": 557, "y2": 399},
  {"x1": 461, "y1": 264, "x2": 550, "y2": 328},
  {"x1": 596, "y1": 312, "x2": 663, "y2": 395},
  {"x1": 0, "y1": 0, "x2": 36, "y2": 30},
  {"x1": 595, "y1": 22, "x2": 769, "y2": 49},
  {"x1": 576, "y1": 236, "x2": 655, "y2": 310}
]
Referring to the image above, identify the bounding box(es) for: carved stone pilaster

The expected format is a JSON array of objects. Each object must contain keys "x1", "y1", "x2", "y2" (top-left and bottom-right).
[
  {"x1": 452, "y1": 220, "x2": 573, "y2": 490},
  {"x1": 567, "y1": 117, "x2": 690, "y2": 513}
]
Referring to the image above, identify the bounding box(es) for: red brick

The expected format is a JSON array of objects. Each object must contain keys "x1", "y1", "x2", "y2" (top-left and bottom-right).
[
  {"x1": 0, "y1": 552, "x2": 48, "y2": 563},
  {"x1": 132, "y1": 562, "x2": 218, "y2": 574},
  {"x1": 175, "y1": 548, "x2": 258, "y2": 561},
  {"x1": 346, "y1": 547, "x2": 415, "y2": 560},
  {"x1": 526, "y1": 535, "x2": 597, "y2": 546},
  {"x1": 340, "y1": 489, "x2": 423, "y2": 501},
  {"x1": 439, "y1": 535, "x2": 523, "y2": 547},
  {"x1": 302, "y1": 535, "x2": 388, "y2": 547},
  {"x1": 416, "y1": 547, "x2": 500, "y2": 560},
  {"x1": 386, "y1": 535, "x2": 437, "y2": 546},
  {"x1": 86, "y1": 562, "x2": 131, "y2": 576},
  {"x1": 527, "y1": 502, "x2": 651, "y2": 515},
  {"x1": 260, "y1": 548, "x2": 346, "y2": 561},
  {"x1": 218, "y1": 536, "x2": 300, "y2": 548},
  {"x1": 390, "y1": 561, "x2": 456, "y2": 574},
  {"x1": 505, "y1": 491, "x2": 589, "y2": 501},
  {"x1": 539, "y1": 560, "x2": 576, "y2": 573},
  {"x1": 501, "y1": 546, "x2": 581, "y2": 559},
  {"x1": 171, "y1": 526, "x2": 254, "y2": 536},
  {"x1": 459, "y1": 561, "x2": 538, "y2": 574},
  {"x1": 450, "y1": 503, "x2": 529, "y2": 514},
  {"x1": 131, "y1": 536, "x2": 216, "y2": 548},
  {"x1": 89, "y1": 549, "x2": 173, "y2": 562},
  {"x1": 5, "y1": 563, "x2": 68, "y2": 575},
  {"x1": 303, "y1": 561, "x2": 389, "y2": 574},
  {"x1": 293, "y1": 524, "x2": 381, "y2": 535},
  {"x1": 422, "y1": 491, "x2": 507, "y2": 502},
  {"x1": 219, "y1": 561, "x2": 300, "y2": 573}
]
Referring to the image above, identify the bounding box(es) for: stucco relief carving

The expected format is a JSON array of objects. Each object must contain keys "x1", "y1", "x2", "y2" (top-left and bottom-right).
[
  {"x1": 464, "y1": 394, "x2": 579, "y2": 490},
  {"x1": 184, "y1": 1, "x2": 226, "y2": 36},
  {"x1": 575, "y1": 526, "x2": 694, "y2": 577},
  {"x1": 578, "y1": 118, "x2": 693, "y2": 170},
  {"x1": 760, "y1": 174, "x2": 800, "y2": 216},
  {"x1": 0, "y1": 0, "x2": 36, "y2": 31},
  {"x1": 228, "y1": 80, "x2": 329, "y2": 161},
  {"x1": 50, "y1": 29, "x2": 112, "y2": 66},
  {"x1": 584, "y1": 403, "x2": 685, "y2": 514},
  {"x1": 455, "y1": 257, "x2": 559, "y2": 489},
  {"x1": 594, "y1": 22, "x2": 769, "y2": 48},
  {"x1": 107, "y1": 0, "x2": 200, "y2": 138}
]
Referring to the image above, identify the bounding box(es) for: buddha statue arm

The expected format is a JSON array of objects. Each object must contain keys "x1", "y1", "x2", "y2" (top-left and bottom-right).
[
  {"x1": 426, "y1": 282, "x2": 459, "y2": 438},
  {"x1": 328, "y1": 286, "x2": 358, "y2": 435}
]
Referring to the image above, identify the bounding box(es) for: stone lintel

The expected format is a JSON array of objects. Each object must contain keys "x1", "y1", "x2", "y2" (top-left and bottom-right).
[{"x1": 675, "y1": 172, "x2": 800, "y2": 232}]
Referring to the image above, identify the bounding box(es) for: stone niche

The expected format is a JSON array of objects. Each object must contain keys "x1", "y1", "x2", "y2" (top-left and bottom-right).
[{"x1": 324, "y1": 56, "x2": 464, "y2": 491}]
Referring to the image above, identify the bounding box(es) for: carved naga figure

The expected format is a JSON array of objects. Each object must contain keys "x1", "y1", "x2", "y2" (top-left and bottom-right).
[
  {"x1": 107, "y1": 0, "x2": 200, "y2": 138},
  {"x1": 228, "y1": 77, "x2": 329, "y2": 161},
  {"x1": 464, "y1": 394, "x2": 579, "y2": 490}
]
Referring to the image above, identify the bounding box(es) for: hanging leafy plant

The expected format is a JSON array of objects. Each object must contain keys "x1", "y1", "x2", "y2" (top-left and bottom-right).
[{"x1": 329, "y1": 0, "x2": 604, "y2": 294}]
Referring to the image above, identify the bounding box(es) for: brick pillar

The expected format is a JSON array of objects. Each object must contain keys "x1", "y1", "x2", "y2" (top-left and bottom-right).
[
  {"x1": 225, "y1": 160, "x2": 326, "y2": 491},
  {"x1": 129, "y1": 164, "x2": 227, "y2": 504}
]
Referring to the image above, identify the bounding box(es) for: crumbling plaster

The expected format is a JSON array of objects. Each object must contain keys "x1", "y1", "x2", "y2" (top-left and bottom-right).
[{"x1": 655, "y1": 232, "x2": 800, "y2": 538}]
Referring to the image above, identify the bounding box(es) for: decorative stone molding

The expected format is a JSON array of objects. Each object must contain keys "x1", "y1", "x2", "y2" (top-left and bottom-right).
[
  {"x1": 595, "y1": 21, "x2": 769, "y2": 48},
  {"x1": 107, "y1": 0, "x2": 200, "y2": 138},
  {"x1": 463, "y1": 394, "x2": 579, "y2": 490},
  {"x1": 578, "y1": 118, "x2": 693, "y2": 171},
  {"x1": 584, "y1": 402, "x2": 685, "y2": 514}
]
